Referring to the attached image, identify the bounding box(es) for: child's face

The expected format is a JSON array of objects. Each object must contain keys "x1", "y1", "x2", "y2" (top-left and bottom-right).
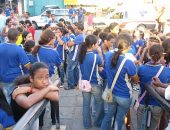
[{"x1": 55, "y1": 29, "x2": 62, "y2": 37}]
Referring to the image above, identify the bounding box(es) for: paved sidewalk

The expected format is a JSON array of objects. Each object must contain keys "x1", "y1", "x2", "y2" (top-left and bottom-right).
[{"x1": 43, "y1": 88, "x2": 99, "y2": 130}]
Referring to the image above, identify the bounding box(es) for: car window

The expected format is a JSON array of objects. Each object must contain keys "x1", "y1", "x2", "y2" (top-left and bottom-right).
[
  {"x1": 41, "y1": 10, "x2": 55, "y2": 16},
  {"x1": 55, "y1": 10, "x2": 69, "y2": 15}
]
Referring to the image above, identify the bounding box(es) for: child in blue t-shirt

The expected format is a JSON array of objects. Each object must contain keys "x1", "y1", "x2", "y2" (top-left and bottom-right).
[
  {"x1": 22, "y1": 40, "x2": 37, "y2": 74},
  {"x1": 137, "y1": 44, "x2": 170, "y2": 130},
  {"x1": 78, "y1": 35, "x2": 104, "y2": 129},
  {"x1": 101, "y1": 33, "x2": 139, "y2": 130},
  {"x1": 0, "y1": 88, "x2": 15, "y2": 129},
  {"x1": 54, "y1": 28, "x2": 68, "y2": 84}
]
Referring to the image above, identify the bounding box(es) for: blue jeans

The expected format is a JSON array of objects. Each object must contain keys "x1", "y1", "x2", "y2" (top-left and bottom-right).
[
  {"x1": 0, "y1": 82, "x2": 14, "y2": 104},
  {"x1": 82, "y1": 84, "x2": 104, "y2": 129},
  {"x1": 100, "y1": 95, "x2": 132, "y2": 130},
  {"x1": 67, "y1": 60, "x2": 79, "y2": 88}
]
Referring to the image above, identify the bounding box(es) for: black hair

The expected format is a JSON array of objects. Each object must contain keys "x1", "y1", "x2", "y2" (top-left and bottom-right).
[
  {"x1": 8, "y1": 28, "x2": 19, "y2": 41},
  {"x1": 25, "y1": 20, "x2": 32, "y2": 26},
  {"x1": 22, "y1": 31, "x2": 30, "y2": 44},
  {"x1": 29, "y1": 62, "x2": 49, "y2": 78},
  {"x1": 111, "y1": 33, "x2": 132, "y2": 68},
  {"x1": 59, "y1": 18, "x2": 65, "y2": 24},
  {"x1": 93, "y1": 28, "x2": 102, "y2": 36},
  {"x1": 0, "y1": 88, "x2": 13, "y2": 115},
  {"x1": 42, "y1": 24, "x2": 50, "y2": 31},
  {"x1": 67, "y1": 25, "x2": 75, "y2": 35},
  {"x1": 14, "y1": 62, "x2": 49, "y2": 86},
  {"x1": 6, "y1": 18, "x2": 11, "y2": 25},
  {"x1": 19, "y1": 20, "x2": 25, "y2": 25},
  {"x1": 78, "y1": 35, "x2": 97, "y2": 64},
  {"x1": 149, "y1": 44, "x2": 164, "y2": 63},
  {"x1": 24, "y1": 40, "x2": 35, "y2": 52},
  {"x1": 17, "y1": 27, "x2": 23, "y2": 33},
  {"x1": 162, "y1": 38, "x2": 170, "y2": 65},
  {"x1": 0, "y1": 8, "x2": 4, "y2": 14},
  {"x1": 99, "y1": 32, "x2": 108, "y2": 42},
  {"x1": 76, "y1": 23, "x2": 84, "y2": 31}
]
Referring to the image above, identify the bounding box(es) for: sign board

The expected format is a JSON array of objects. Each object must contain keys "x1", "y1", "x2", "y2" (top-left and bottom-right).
[{"x1": 29, "y1": 0, "x2": 34, "y2": 6}]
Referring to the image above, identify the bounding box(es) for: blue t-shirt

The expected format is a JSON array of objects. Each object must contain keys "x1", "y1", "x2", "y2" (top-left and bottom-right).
[
  {"x1": 138, "y1": 63, "x2": 170, "y2": 106},
  {"x1": 0, "y1": 43, "x2": 30, "y2": 82},
  {"x1": 104, "y1": 51, "x2": 137, "y2": 98},
  {"x1": 54, "y1": 36, "x2": 67, "y2": 61},
  {"x1": 68, "y1": 8, "x2": 76, "y2": 19},
  {"x1": 80, "y1": 52, "x2": 102, "y2": 85},
  {"x1": 5, "y1": 8, "x2": 11, "y2": 17},
  {"x1": 37, "y1": 45, "x2": 61, "y2": 76},
  {"x1": 22, "y1": 52, "x2": 37, "y2": 75},
  {"x1": 0, "y1": 108, "x2": 15, "y2": 128},
  {"x1": 69, "y1": 33, "x2": 84, "y2": 61},
  {"x1": 131, "y1": 39, "x2": 144, "y2": 55}
]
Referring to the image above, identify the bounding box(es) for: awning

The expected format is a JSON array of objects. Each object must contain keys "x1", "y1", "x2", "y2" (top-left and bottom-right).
[{"x1": 64, "y1": 0, "x2": 78, "y2": 5}]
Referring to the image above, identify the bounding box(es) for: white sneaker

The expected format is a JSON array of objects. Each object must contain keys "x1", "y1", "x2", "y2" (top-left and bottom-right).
[{"x1": 50, "y1": 125, "x2": 56, "y2": 130}]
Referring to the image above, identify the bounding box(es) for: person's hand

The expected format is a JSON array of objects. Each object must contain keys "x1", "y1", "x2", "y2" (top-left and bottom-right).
[
  {"x1": 152, "y1": 77, "x2": 162, "y2": 87},
  {"x1": 48, "y1": 85, "x2": 59, "y2": 91}
]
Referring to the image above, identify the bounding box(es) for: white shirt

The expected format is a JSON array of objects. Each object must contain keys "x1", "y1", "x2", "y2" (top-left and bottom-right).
[{"x1": 165, "y1": 85, "x2": 170, "y2": 100}]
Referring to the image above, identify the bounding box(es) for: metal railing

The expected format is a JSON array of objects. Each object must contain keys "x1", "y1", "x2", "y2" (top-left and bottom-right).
[{"x1": 12, "y1": 100, "x2": 49, "y2": 130}]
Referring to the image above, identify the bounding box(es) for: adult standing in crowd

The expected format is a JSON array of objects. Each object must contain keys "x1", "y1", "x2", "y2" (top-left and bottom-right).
[
  {"x1": 0, "y1": 8, "x2": 6, "y2": 43},
  {"x1": 22, "y1": 12, "x2": 31, "y2": 21},
  {"x1": 45, "y1": 10, "x2": 52, "y2": 24},
  {"x1": 5, "y1": 4, "x2": 11, "y2": 17},
  {"x1": 9, "y1": 10, "x2": 19, "y2": 27},
  {"x1": 0, "y1": 28, "x2": 31, "y2": 104},
  {"x1": 68, "y1": 5, "x2": 77, "y2": 23},
  {"x1": 77, "y1": 6, "x2": 86, "y2": 24}
]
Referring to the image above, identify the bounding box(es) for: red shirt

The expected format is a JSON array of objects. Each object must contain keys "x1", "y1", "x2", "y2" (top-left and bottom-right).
[{"x1": 27, "y1": 26, "x2": 35, "y2": 40}]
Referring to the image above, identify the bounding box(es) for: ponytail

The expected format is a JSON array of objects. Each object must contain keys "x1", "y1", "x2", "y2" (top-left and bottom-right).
[
  {"x1": 111, "y1": 49, "x2": 122, "y2": 68},
  {"x1": 78, "y1": 42, "x2": 87, "y2": 64},
  {"x1": 32, "y1": 45, "x2": 41, "y2": 56}
]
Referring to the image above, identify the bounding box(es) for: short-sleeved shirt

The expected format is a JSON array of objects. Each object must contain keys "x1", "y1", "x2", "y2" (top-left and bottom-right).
[
  {"x1": 79, "y1": 52, "x2": 102, "y2": 85},
  {"x1": 131, "y1": 39, "x2": 145, "y2": 55},
  {"x1": 0, "y1": 43, "x2": 30, "y2": 83},
  {"x1": 37, "y1": 45, "x2": 61, "y2": 76},
  {"x1": 104, "y1": 51, "x2": 137, "y2": 98},
  {"x1": 54, "y1": 36, "x2": 67, "y2": 61},
  {"x1": 68, "y1": 8, "x2": 77, "y2": 18},
  {"x1": 69, "y1": 33, "x2": 84, "y2": 61},
  {"x1": 138, "y1": 63, "x2": 170, "y2": 106},
  {"x1": 0, "y1": 108, "x2": 15, "y2": 128},
  {"x1": 22, "y1": 52, "x2": 37, "y2": 75}
]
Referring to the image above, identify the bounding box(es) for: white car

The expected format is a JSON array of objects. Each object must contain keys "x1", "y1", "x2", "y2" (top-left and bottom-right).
[
  {"x1": 93, "y1": 4, "x2": 157, "y2": 30},
  {"x1": 30, "y1": 9, "x2": 70, "y2": 29}
]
